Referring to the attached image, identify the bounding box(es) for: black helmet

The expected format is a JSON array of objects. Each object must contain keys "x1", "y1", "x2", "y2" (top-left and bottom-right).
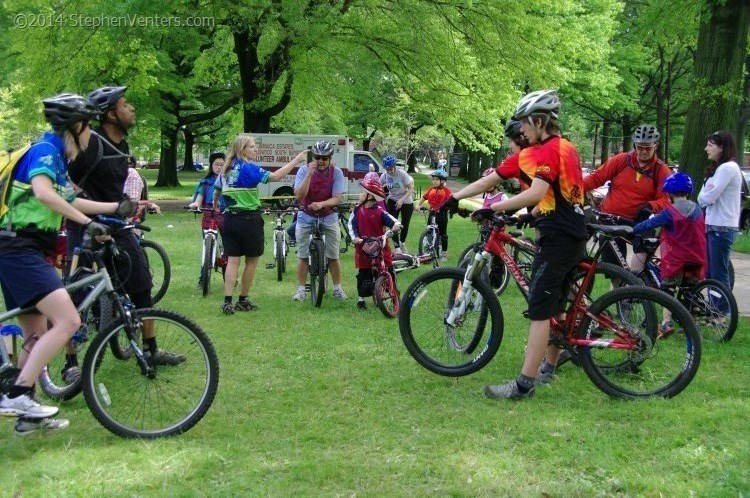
[
  {"x1": 43, "y1": 93, "x2": 99, "y2": 133},
  {"x1": 504, "y1": 119, "x2": 523, "y2": 138},
  {"x1": 311, "y1": 140, "x2": 334, "y2": 157},
  {"x1": 88, "y1": 86, "x2": 127, "y2": 113},
  {"x1": 632, "y1": 124, "x2": 660, "y2": 144}
]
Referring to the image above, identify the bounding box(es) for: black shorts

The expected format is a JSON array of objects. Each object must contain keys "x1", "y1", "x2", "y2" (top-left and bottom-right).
[
  {"x1": 527, "y1": 232, "x2": 587, "y2": 320},
  {"x1": 223, "y1": 211, "x2": 264, "y2": 257}
]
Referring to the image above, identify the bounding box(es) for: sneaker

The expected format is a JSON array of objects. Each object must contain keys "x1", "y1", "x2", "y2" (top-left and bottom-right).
[
  {"x1": 658, "y1": 321, "x2": 675, "y2": 339},
  {"x1": 357, "y1": 300, "x2": 367, "y2": 310},
  {"x1": 15, "y1": 416, "x2": 70, "y2": 436},
  {"x1": 61, "y1": 365, "x2": 81, "y2": 385},
  {"x1": 394, "y1": 246, "x2": 403, "y2": 255},
  {"x1": 439, "y1": 252, "x2": 448, "y2": 262},
  {"x1": 556, "y1": 350, "x2": 573, "y2": 368},
  {"x1": 0, "y1": 393, "x2": 58, "y2": 418},
  {"x1": 222, "y1": 302, "x2": 235, "y2": 315},
  {"x1": 332, "y1": 288, "x2": 348, "y2": 301},
  {"x1": 535, "y1": 366, "x2": 556, "y2": 385},
  {"x1": 151, "y1": 350, "x2": 187, "y2": 366},
  {"x1": 235, "y1": 299, "x2": 259, "y2": 311},
  {"x1": 484, "y1": 380, "x2": 535, "y2": 400},
  {"x1": 292, "y1": 289, "x2": 306, "y2": 301}
]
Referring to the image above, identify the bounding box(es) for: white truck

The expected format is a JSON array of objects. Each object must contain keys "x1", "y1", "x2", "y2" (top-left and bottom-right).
[{"x1": 243, "y1": 133, "x2": 383, "y2": 206}]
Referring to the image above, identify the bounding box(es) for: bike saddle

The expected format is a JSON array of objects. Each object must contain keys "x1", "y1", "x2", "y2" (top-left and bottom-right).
[{"x1": 588, "y1": 224, "x2": 633, "y2": 237}]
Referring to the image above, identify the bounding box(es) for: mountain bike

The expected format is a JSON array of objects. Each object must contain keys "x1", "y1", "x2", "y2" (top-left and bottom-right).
[
  {"x1": 399, "y1": 209, "x2": 701, "y2": 399},
  {"x1": 417, "y1": 208, "x2": 442, "y2": 263},
  {"x1": 360, "y1": 229, "x2": 400, "y2": 318},
  {"x1": 589, "y1": 210, "x2": 738, "y2": 342},
  {"x1": 308, "y1": 217, "x2": 328, "y2": 307},
  {"x1": 263, "y1": 209, "x2": 295, "y2": 281},
  {"x1": 187, "y1": 207, "x2": 227, "y2": 296},
  {"x1": 338, "y1": 205, "x2": 354, "y2": 254},
  {"x1": 139, "y1": 235, "x2": 170, "y2": 304},
  {"x1": 456, "y1": 212, "x2": 511, "y2": 296},
  {"x1": 0, "y1": 216, "x2": 219, "y2": 438}
]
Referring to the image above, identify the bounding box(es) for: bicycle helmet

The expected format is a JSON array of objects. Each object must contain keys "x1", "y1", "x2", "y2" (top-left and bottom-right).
[
  {"x1": 382, "y1": 154, "x2": 397, "y2": 169},
  {"x1": 88, "y1": 86, "x2": 127, "y2": 113},
  {"x1": 512, "y1": 89, "x2": 560, "y2": 120},
  {"x1": 311, "y1": 140, "x2": 334, "y2": 157},
  {"x1": 43, "y1": 93, "x2": 99, "y2": 133},
  {"x1": 504, "y1": 119, "x2": 523, "y2": 138},
  {"x1": 662, "y1": 172, "x2": 693, "y2": 195},
  {"x1": 363, "y1": 171, "x2": 380, "y2": 183},
  {"x1": 360, "y1": 176, "x2": 385, "y2": 200},
  {"x1": 632, "y1": 124, "x2": 660, "y2": 144},
  {"x1": 431, "y1": 169, "x2": 448, "y2": 180}
]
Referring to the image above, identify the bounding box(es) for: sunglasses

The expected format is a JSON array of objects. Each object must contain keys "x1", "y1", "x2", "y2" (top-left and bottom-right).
[
  {"x1": 313, "y1": 155, "x2": 330, "y2": 160},
  {"x1": 635, "y1": 144, "x2": 657, "y2": 151}
]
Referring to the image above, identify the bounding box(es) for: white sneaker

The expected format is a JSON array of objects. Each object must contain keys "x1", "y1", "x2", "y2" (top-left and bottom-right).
[
  {"x1": 440, "y1": 252, "x2": 449, "y2": 262},
  {"x1": 15, "y1": 416, "x2": 70, "y2": 436},
  {"x1": 332, "y1": 288, "x2": 348, "y2": 300},
  {"x1": 0, "y1": 394, "x2": 59, "y2": 419},
  {"x1": 292, "y1": 289, "x2": 306, "y2": 301},
  {"x1": 394, "y1": 246, "x2": 403, "y2": 255}
]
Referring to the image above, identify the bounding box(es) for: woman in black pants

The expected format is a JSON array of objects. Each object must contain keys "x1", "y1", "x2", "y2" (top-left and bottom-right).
[{"x1": 379, "y1": 155, "x2": 414, "y2": 252}]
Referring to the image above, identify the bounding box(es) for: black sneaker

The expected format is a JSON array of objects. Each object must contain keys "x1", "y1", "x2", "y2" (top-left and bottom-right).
[
  {"x1": 15, "y1": 416, "x2": 70, "y2": 436},
  {"x1": 357, "y1": 301, "x2": 367, "y2": 310},
  {"x1": 235, "y1": 299, "x2": 259, "y2": 311},
  {"x1": 222, "y1": 302, "x2": 235, "y2": 315},
  {"x1": 150, "y1": 350, "x2": 187, "y2": 366}
]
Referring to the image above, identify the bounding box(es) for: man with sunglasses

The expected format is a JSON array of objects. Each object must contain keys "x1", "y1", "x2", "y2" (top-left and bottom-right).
[
  {"x1": 583, "y1": 124, "x2": 672, "y2": 273},
  {"x1": 292, "y1": 140, "x2": 349, "y2": 302}
]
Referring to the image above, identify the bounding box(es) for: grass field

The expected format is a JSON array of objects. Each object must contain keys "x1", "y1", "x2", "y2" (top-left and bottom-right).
[{"x1": 1, "y1": 176, "x2": 748, "y2": 497}]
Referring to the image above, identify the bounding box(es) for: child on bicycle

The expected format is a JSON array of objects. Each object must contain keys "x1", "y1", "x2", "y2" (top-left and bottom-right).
[
  {"x1": 632, "y1": 172, "x2": 706, "y2": 337},
  {"x1": 0, "y1": 94, "x2": 138, "y2": 435},
  {"x1": 417, "y1": 169, "x2": 452, "y2": 261},
  {"x1": 349, "y1": 176, "x2": 401, "y2": 310},
  {"x1": 189, "y1": 152, "x2": 226, "y2": 287}
]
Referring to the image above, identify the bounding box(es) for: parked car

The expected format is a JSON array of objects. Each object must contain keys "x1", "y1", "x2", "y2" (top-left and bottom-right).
[
  {"x1": 144, "y1": 159, "x2": 160, "y2": 169},
  {"x1": 177, "y1": 161, "x2": 204, "y2": 171}
]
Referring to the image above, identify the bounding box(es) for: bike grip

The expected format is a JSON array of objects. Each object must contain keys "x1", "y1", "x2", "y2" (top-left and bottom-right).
[{"x1": 135, "y1": 224, "x2": 152, "y2": 232}]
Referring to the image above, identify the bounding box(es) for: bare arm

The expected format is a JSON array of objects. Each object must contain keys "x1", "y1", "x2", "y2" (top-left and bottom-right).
[
  {"x1": 295, "y1": 166, "x2": 314, "y2": 200},
  {"x1": 32, "y1": 175, "x2": 114, "y2": 225},
  {"x1": 453, "y1": 173, "x2": 501, "y2": 200},
  {"x1": 270, "y1": 151, "x2": 307, "y2": 182},
  {"x1": 490, "y1": 177, "x2": 549, "y2": 212}
]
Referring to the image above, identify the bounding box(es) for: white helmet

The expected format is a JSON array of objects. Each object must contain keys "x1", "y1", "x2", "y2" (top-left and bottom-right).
[
  {"x1": 513, "y1": 90, "x2": 560, "y2": 120},
  {"x1": 632, "y1": 124, "x2": 660, "y2": 144}
]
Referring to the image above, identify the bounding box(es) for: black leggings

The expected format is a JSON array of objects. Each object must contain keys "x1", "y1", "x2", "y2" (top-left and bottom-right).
[
  {"x1": 386, "y1": 199, "x2": 414, "y2": 245},
  {"x1": 435, "y1": 210, "x2": 449, "y2": 251}
]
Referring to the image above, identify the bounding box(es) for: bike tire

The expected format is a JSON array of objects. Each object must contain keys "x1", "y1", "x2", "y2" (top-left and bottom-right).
[
  {"x1": 141, "y1": 239, "x2": 171, "y2": 305},
  {"x1": 729, "y1": 259, "x2": 735, "y2": 290},
  {"x1": 392, "y1": 254, "x2": 417, "y2": 274},
  {"x1": 418, "y1": 228, "x2": 439, "y2": 261},
  {"x1": 684, "y1": 278, "x2": 738, "y2": 343},
  {"x1": 201, "y1": 236, "x2": 214, "y2": 296},
  {"x1": 577, "y1": 286, "x2": 701, "y2": 399},
  {"x1": 511, "y1": 236, "x2": 535, "y2": 282},
  {"x1": 399, "y1": 267, "x2": 504, "y2": 376},
  {"x1": 457, "y1": 242, "x2": 510, "y2": 296},
  {"x1": 81, "y1": 309, "x2": 220, "y2": 438},
  {"x1": 309, "y1": 239, "x2": 325, "y2": 307},
  {"x1": 275, "y1": 232, "x2": 285, "y2": 282},
  {"x1": 374, "y1": 274, "x2": 400, "y2": 319}
]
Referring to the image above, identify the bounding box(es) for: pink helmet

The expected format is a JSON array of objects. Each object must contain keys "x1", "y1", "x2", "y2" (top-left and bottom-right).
[
  {"x1": 363, "y1": 172, "x2": 380, "y2": 183},
  {"x1": 360, "y1": 176, "x2": 385, "y2": 200}
]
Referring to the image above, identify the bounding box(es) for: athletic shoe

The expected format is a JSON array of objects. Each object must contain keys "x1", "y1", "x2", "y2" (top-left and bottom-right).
[
  {"x1": 292, "y1": 289, "x2": 306, "y2": 301},
  {"x1": 235, "y1": 299, "x2": 259, "y2": 311},
  {"x1": 484, "y1": 380, "x2": 535, "y2": 400},
  {"x1": 151, "y1": 350, "x2": 186, "y2": 366},
  {"x1": 394, "y1": 246, "x2": 403, "y2": 255},
  {"x1": 658, "y1": 320, "x2": 675, "y2": 339},
  {"x1": 61, "y1": 365, "x2": 81, "y2": 385},
  {"x1": 332, "y1": 288, "x2": 348, "y2": 301},
  {"x1": 222, "y1": 302, "x2": 235, "y2": 315},
  {"x1": 15, "y1": 416, "x2": 70, "y2": 436},
  {"x1": 556, "y1": 350, "x2": 573, "y2": 368},
  {"x1": 357, "y1": 301, "x2": 367, "y2": 310},
  {"x1": 439, "y1": 252, "x2": 449, "y2": 262},
  {"x1": 535, "y1": 366, "x2": 556, "y2": 385},
  {"x1": 0, "y1": 394, "x2": 59, "y2": 418}
]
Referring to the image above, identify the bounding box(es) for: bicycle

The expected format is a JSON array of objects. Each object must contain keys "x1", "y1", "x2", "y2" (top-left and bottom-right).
[
  {"x1": 589, "y1": 210, "x2": 738, "y2": 343},
  {"x1": 337, "y1": 205, "x2": 354, "y2": 254},
  {"x1": 417, "y1": 208, "x2": 442, "y2": 263},
  {"x1": 399, "y1": 209, "x2": 702, "y2": 399},
  {"x1": 307, "y1": 217, "x2": 328, "y2": 307},
  {"x1": 0, "y1": 216, "x2": 219, "y2": 437},
  {"x1": 263, "y1": 208, "x2": 295, "y2": 281},
  {"x1": 456, "y1": 212, "x2": 512, "y2": 296},
  {"x1": 186, "y1": 207, "x2": 227, "y2": 296},
  {"x1": 360, "y1": 229, "x2": 400, "y2": 318}
]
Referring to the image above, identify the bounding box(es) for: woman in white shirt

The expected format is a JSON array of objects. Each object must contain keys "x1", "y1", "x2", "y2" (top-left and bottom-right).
[{"x1": 697, "y1": 130, "x2": 742, "y2": 290}]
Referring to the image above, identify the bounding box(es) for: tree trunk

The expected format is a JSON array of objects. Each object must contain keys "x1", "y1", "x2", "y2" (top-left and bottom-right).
[
  {"x1": 621, "y1": 116, "x2": 633, "y2": 153},
  {"x1": 156, "y1": 125, "x2": 180, "y2": 187},
  {"x1": 737, "y1": 54, "x2": 750, "y2": 165},
  {"x1": 679, "y1": 0, "x2": 750, "y2": 181},
  {"x1": 592, "y1": 122, "x2": 599, "y2": 168},
  {"x1": 407, "y1": 151, "x2": 417, "y2": 173},
  {"x1": 183, "y1": 128, "x2": 194, "y2": 170},
  {"x1": 600, "y1": 119, "x2": 611, "y2": 165}
]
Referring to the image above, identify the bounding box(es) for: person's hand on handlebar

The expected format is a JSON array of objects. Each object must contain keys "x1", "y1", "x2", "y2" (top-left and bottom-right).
[
  {"x1": 86, "y1": 220, "x2": 111, "y2": 244},
  {"x1": 438, "y1": 196, "x2": 460, "y2": 216},
  {"x1": 515, "y1": 212, "x2": 536, "y2": 229},
  {"x1": 116, "y1": 197, "x2": 140, "y2": 218}
]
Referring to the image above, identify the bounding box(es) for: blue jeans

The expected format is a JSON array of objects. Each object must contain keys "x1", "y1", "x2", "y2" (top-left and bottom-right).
[{"x1": 706, "y1": 230, "x2": 736, "y2": 313}]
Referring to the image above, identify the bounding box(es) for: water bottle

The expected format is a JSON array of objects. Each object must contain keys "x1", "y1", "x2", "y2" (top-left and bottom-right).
[{"x1": 0, "y1": 324, "x2": 22, "y2": 337}]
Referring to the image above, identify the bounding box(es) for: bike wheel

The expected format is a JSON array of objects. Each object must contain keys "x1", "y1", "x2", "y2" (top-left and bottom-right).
[
  {"x1": 309, "y1": 240, "x2": 325, "y2": 307},
  {"x1": 81, "y1": 309, "x2": 220, "y2": 438},
  {"x1": 392, "y1": 254, "x2": 416, "y2": 273},
  {"x1": 418, "y1": 228, "x2": 437, "y2": 259},
  {"x1": 275, "y1": 232, "x2": 285, "y2": 282},
  {"x1": 458, "y1": 243, "x2": 510, "y2": 296},
  {"x1": 201, "y1": 236, "x2": 214, "y2": 296},
  {"x1": 141, "y1": 239, "x2": 171, "y2": 305},
  {"x1": 729, "y1": 259, "x2": 735, "y2": 289},
  {"x1": 38, "y1": 319, "x2": 91, "y2": 401},
  {"x1": 577, "y1": 286, "x2": 701, "y2": 399},
  {"x1": 511, "y1": 236, "x2": 535, "y2": 282},
  {"x1": 683, "y1": 279, "x2": 738, "y2": 343},
  {"x1": 399, "y1": 267, "x2": 504, "y2": 376},
  {"x1": 374, "y1": 274, "x2": 400, "y2": 319}
]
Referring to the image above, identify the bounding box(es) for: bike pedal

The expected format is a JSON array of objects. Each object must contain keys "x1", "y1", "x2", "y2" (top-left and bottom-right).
[{"x1": 265, "y1": 263, "x2": 276, "y2": 269}]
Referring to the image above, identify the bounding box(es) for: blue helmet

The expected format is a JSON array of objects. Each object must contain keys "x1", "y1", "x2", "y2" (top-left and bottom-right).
[
  {"x1": 383, "y1": 155, "x2": 397, "y2": 168},
  {"x1": 431, "y1": 169, "x2": 448, "y2": 180},
  {"x1": 662, "y1": 172, "x2": 693, "y2": 195}
]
